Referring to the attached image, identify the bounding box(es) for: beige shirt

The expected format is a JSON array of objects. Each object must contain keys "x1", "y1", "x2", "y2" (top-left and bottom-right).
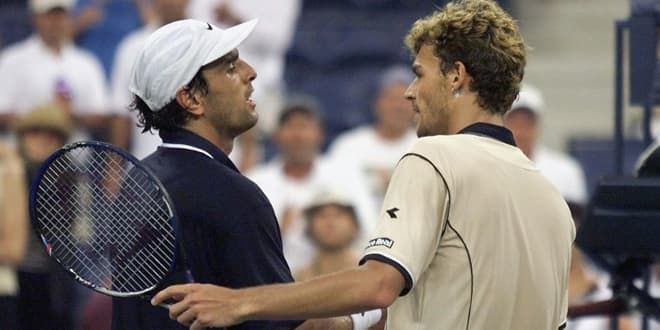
[
  {"x1": 361, "y1": 134, "x2": 575, "y2": 330},
  {"x1": 0, "y1": 162, "x2": 18, "y2": 296}
]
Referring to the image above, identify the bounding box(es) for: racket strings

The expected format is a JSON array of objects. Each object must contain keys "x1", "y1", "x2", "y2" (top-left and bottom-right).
[{"x1": 34, "y1": 145, "x2": 177, "y2": 294}]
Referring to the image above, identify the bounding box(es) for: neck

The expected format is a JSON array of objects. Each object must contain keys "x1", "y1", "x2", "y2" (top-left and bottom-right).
[
  {"x1": 282, "y1": 161, "x2": 313, "y2": 179},
  {"x1": 313, "y1": 249, "x2": 357, "y2": 274},
  {"x1": 375, "y1": 123, "x2": 407, "y2": 141},
  {"x1": 447, "y1": 95, "x2": 504, "y2": 134},
  {"x1": 183, "y1": 120, "x2": 234, "y2": 155},
  {"x1": 41, "y1": 37, "x2": 63, "y2": 55}
]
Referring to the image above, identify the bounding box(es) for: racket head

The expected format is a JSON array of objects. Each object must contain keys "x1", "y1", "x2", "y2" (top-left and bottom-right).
[{"x1": 29, "y1": 141, "x2": 183, "y2": 297}]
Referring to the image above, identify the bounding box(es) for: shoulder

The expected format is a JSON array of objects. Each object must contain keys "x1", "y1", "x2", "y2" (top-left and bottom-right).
[
  {"x1": 245, "y1": 161, "x2": 281, "y2": 184},
  {"x1": 66, "y1": 46, "x2": 105, "y2": 74},
  {"x1": 534, "y1": 146, "x2": 584, "y2": 175},
  {"x1": 330, "y1": 126, "x2": 374, "y2": 150},
  {"x1": 116, "y1": 27, "x2": 152, "y2": 56},
  {"x1": 0, "y1": 38, "x2": 34, "y2": 64}
]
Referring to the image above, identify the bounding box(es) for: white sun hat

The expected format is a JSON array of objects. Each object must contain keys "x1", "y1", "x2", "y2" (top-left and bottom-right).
[
  {"x1": 129, "y1": 18, "x2": 258, "y2": 112},
  {"x1": 510, "y1": 83, "x2": 545, "y2": 115}
]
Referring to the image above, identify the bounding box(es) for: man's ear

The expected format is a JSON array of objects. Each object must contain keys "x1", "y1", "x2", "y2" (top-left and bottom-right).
[
  {"x1": 448, "y1": 61, "x2": 469, "y2": 92},
  {"x1": 175, "y1": 88, "x2": 204, "y2": 116}
]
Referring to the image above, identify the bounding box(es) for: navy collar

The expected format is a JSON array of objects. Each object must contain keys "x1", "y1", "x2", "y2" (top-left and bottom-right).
[
  {"x1": 159, "y1": 128, "x2": 240, "y2": 172},
  {"x1": 457, "y1": 122, "x2": 516, "y2": 146}
]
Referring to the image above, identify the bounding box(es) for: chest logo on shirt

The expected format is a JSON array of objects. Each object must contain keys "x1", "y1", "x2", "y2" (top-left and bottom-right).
[
  {"x1": 367, "y1": 237, "x2": 395, "y2": 249},
  {"x1": 386, "y1": 207, "x2": 400, "y2": 219}
]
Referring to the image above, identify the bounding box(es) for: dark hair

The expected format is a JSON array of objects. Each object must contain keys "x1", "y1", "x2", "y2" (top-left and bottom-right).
[
  {"x1": 405, "y1": 0, "x2": 527, "y2": 115},
  {"x1": 131, "y1": 70, "x2": 209, "y2": 132},
  {"x1": 277, "y1": 95, "x2": 324, "y2": 127}
]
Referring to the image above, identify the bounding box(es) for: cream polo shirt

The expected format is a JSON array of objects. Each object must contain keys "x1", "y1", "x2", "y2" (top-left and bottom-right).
[{"x1": 361, "y1": 124, "x2": 575, "y2": 330}]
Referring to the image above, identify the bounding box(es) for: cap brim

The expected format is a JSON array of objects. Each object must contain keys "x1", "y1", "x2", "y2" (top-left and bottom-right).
[{"x1": 203, "y1": 18, "x2": 258, "y2": 66}]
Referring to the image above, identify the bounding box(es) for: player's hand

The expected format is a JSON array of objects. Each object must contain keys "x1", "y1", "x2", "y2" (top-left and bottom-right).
[{"x1": 152, "y1": 284, "x2": 247, "y2": 329}]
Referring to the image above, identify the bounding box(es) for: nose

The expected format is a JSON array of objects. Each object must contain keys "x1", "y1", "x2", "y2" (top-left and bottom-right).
[
  {"x1": 404, "y1": 82, "x2": 415, "y2": 101},
  {"x1": 244, "y1": 61, "x2": 257, "y2": 82}
]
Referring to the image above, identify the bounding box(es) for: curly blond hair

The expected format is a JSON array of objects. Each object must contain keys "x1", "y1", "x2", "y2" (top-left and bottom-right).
[{"x1": 405, "y1": 0, "x2": 526, "y2": 115}]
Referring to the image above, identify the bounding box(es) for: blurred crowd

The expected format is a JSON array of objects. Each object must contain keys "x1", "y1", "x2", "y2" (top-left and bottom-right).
[{"x1": 0, "y1": 0, "x2": 657, "y2": 329}]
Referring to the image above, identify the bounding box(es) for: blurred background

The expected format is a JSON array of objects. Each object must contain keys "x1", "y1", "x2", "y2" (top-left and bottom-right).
[{"x1": 0, "y1": 0, "x2": 658, "y2": 329}]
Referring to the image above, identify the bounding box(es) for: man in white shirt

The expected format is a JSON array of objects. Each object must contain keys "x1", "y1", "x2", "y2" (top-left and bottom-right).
[
  {"x1": 0, "y1": 0, "x2": 109, "y2": 141},
  {"x1": 247, "y1": 100, "x2": 376, "y2": 272},
  {"x1": 110, "y1": 0, "x2": 189, "y2": 158},
  {"x1": 329, "y1": 65, "x2": 417, "y2": 208},
  {"x1": 504, "y1": 83, "x2": 588, "y2": 207}
]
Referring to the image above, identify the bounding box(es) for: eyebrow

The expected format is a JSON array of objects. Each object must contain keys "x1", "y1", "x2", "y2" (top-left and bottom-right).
[
  {"x1": 204, "y1": 50, "x2": 239, "y2": 69},
  {"x1": 411, "y1": 64, "x2": 422, "y2": 76}
]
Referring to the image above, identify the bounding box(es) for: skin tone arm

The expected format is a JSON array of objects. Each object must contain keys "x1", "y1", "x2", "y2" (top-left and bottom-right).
[
  {"x1": 0, "y1": 142, "x2": 28, "y2": 266},
  {"x1": 152, "y1": 260, "x2": 404, "y2": 329}
]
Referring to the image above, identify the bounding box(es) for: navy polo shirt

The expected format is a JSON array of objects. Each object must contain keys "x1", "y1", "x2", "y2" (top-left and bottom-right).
[{"x1": 112, "y1": 128, "x2": 303, "y2": 330}]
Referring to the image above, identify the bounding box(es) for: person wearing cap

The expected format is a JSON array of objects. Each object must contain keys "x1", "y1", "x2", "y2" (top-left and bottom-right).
[
  {"x1": 152, "y1": 2, "x2": 574, "y2": 329},
  {"x1": 504, "y1": 84, "x2": 588, "y2": 211},
  {"x1": 114, "y1": 19, "x2": 360, "y2": 330},
  {"x1": 0, "y1": 0, "x2": 109, "y2": 141},
  {"x1": 12, "y1": 103, "x2": 77, "y2": 330},
  {"x1": 329, "y1": 64, "x2": 417, "y2": 209},
  {"x1": 295, "y1": 190, "x2": 360, "y2": 282},
  {"x1": 247, "y1": 99, "x2": 376, "y2": 272},
  {"x1": 109, "y1": 0, "x2": 190, "y2": 159}
]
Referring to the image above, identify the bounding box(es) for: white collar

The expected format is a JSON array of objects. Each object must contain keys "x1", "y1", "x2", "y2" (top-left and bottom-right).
[{"x1": 160, "y1": 143, "x2": 214, "y2": 159}]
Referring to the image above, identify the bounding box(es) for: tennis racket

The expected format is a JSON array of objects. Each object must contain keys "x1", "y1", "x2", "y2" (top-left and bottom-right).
[{"x1": 29, "y1": 141, "x2": 192, "y2": 304}]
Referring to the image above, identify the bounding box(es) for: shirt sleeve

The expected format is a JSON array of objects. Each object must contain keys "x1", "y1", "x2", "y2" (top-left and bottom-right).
[
  {"x1": 0, "y1": 52, "x2": 17, "y2": 113},
  {"x1": 359, "y1": 153, "x2": 448, "y2": 296},
  {"x1": 76, "y1": 56, "x2": 109, "y2": 115}
]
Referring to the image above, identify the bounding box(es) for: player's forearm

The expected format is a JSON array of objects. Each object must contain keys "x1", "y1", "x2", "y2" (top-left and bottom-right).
[{"x1": 241, "y1": 264, "x2": 396, "y2": 322}]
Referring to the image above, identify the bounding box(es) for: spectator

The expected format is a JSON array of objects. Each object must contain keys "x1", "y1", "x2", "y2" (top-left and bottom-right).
[
  {"x1": 73, "y1": 0, "x2": 142, "y2": 77},
  {"x1": 504, "y1": 83, "x2": 587, "y2": 207},
  {"x1": 504, "y1": 84, "x2": 636, "y2": 330},
  {"x1": 14, "y1": 103, "x2": 77, "y2": 330},
  {"x1": 329, "y1": 65, "x2": 417, "y2": 208},
  {"x1": 295, "y1": 190, "x2": 360, "y2": 281},
  {"x1": 0, "y1": 0, "x2": 110, "y2": 141},
  {"x1": 110, "y1": 0, "x2": 189, "y2": 158},
  {"x1": 247, "y1": 99, "x2": 375, "y2": 271},
  {"x1": 0, "y1": 140, "x2": 28, "y2": 330}
]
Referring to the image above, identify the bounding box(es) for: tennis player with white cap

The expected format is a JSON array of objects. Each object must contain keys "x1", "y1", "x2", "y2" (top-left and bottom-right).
[{"x1": 112, "y1": 19, "x2": 364, "y2": 330}]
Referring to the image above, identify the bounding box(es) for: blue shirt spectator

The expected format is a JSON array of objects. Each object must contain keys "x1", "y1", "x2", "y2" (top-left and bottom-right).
[{"x1": 74, "y1": 0, "x2": 142, "y2": 77}]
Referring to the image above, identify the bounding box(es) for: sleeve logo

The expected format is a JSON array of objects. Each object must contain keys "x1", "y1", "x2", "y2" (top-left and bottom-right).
[
  {"x1": 367, "y1": 237, "x2": 395, "y2": 249},
  {"x1": 386, "y1": 207, "x2": 399, "y2": 219}
]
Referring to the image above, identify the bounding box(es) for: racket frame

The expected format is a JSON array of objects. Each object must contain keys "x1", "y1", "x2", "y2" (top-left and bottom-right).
[{"x1": 29, "y1": 140, "x2": 190, "y2": 298}]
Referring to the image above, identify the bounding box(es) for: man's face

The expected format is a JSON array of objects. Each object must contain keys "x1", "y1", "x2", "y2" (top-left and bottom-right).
[
  {"x1": 34, "y1": 8, "x2": 72, "y2": 46},
  {"x1": 154, "y1": 0, "x2": 189, "y2": 23},
  {"x1": 199, "y1": 49, "x2": 258, "y2": 138},
  {"x1": 20, "y1": 128, "x2": 66, "y2": 162},
  {"x1": 374, "y1": 83, "x2": 414, "y2": 133},
  {"x1": 405, "y1": 44, "x2": 452, "y2": 137},
  {"x1": 275, "y1": 112, "x2": 323, "y2": 165},
  {"x1": 503, "y1": 108, "x2": 538, "y2": 158},
  {"x1": 308, "y1": 205, "x2": 358, "y2": 251}
]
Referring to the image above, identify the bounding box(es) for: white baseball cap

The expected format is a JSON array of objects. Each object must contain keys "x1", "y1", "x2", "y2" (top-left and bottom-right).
[
  {"x1": 510, "y1": 83, "x2": 545, "y2": 115},
  {"x1": 30, "y1": 0, "x2": 74, "y2": 13},
  {"x1": 129, "y1": 18, "x2": 258, "y2": 112}
]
